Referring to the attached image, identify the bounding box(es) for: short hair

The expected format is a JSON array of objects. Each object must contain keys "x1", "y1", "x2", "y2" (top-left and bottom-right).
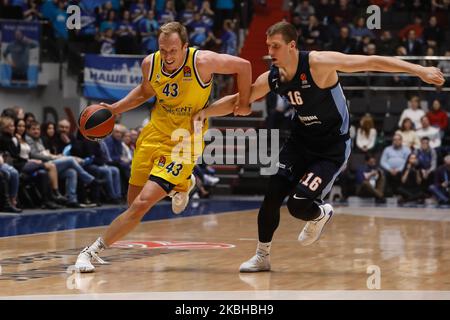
[
  {"x1": 266, "y1": 21, "x2": 298, "y2": 46},
  {"x1": 1, "y1": 108, "x2": 17, "y2": 121},
  {"x1": 158, "y1": 21, "x2": 188, "y2": 45},
  {"x1": 0, "y1": 116, "x2": 14, "y2": 131},
  {"x1": 420, "y1": 137, "x2": 430, "y2": 142},
  {"x1": 27, "y1": 120, "x2": 40, "y2": 130}
]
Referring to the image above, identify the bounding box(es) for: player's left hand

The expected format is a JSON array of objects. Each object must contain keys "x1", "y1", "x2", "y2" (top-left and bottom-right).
[{"x1": 419, "y1": 67, "x2": 445, "y2": 86}]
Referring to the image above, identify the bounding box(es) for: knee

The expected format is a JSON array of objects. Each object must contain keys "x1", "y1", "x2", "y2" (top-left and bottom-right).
[
  {"x1": 66, "y1": 168, "x2": 77, "y2": 179},
  {"x1": 286, "y1": 195, "x2": 316, "y2": 221},
  {"x1": 128, "y1": 195, "x2": 152, "y2": 219}
]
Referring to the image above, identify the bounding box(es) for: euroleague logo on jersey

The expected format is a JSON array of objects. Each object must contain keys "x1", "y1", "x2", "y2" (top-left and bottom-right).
[{"x1": 111, "y1": 240, "x2": 235, "y2": 250}]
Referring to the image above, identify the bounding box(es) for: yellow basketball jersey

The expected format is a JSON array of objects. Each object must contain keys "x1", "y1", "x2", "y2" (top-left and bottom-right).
[{"x1": 148, "y1": 47, "x2": 212, "y2": 137}]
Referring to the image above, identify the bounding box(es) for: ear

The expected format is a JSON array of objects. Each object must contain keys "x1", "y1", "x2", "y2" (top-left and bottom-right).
[
  {"x1": 289, "y1": 40, "x2": 296, "y2": 50},
  {"x1": 182, "y1": 42, "x2": 189, "y2": 50}
]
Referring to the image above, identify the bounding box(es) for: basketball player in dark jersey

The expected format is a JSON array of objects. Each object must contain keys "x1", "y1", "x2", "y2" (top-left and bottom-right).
[{"x1": 193, "y1": 21, "x2": 445, "y2": 272}]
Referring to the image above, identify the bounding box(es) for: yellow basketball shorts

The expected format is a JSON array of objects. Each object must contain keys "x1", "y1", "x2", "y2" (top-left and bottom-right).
[{"x1": 129, "y1": 123, "x2": 202, "y2": 192}]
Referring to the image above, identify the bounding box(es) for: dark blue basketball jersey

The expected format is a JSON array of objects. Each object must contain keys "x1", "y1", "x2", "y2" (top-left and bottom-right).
[{"x1": 268, "y1": 51, "x2": 350, "y2": 153}]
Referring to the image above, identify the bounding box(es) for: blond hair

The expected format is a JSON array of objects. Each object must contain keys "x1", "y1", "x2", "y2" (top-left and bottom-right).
[{"x1": 158, "y1": 21, "x2": 188, "y2": 45}]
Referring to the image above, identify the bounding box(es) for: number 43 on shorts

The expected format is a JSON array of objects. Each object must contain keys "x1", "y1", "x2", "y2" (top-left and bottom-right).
[{"x1": 166, "y1": 161, "x2": 183, "y2": 176}]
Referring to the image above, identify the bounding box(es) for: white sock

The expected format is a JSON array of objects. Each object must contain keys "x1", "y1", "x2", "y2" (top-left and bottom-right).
[
  {"x1": 256, "y1": 241, "x2": 271, "y2": 257},
  {"x1": 87, "y1": 237, "x2": 107, "y2": 253}
]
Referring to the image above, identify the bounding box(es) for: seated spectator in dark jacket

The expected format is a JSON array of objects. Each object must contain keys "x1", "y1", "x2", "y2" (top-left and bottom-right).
[
  {"x1": 397, "y1": 153, "x2": 426, "y2": 205},
  {"x1": 71, "y1": 131, "x2": 122, "y2": 203},
  {"x1": 330, "y1": 26, "x2": 356, "y2": 53},
  {"x1": 55, "y1": 119, "x2": 76, "y2": 154},
  {"x1": 356, "y1": 154, "x2": 385, "y2": 203},
  {"x1": 429, "y1": 155, "x2": 450, "y2": 205},
  {"x1": 416, "y1": 137, "x2": 437, "y2": 187},
  {"x1": 104, "y1": 124, "x2": 130, "y2": 196}
]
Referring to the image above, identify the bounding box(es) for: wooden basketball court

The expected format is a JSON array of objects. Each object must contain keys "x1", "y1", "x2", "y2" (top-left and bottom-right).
[{"x1": 1, "y1": 204, "x2": 450, "y2": 299}]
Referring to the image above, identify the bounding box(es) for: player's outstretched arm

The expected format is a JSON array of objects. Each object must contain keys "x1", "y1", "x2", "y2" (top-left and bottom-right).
[
  {"x1": 193, "y1": 72, "x2": 271, "y2": 122},
  {"x1": 197, "y1": 51, "x2": 252, "y2": 114},
  {"x1": 101, "y1": 55, "x2": 157, "y2": 115},
  {"x1": 311, "y1": 51, "x2": 445, "y2": 86}
]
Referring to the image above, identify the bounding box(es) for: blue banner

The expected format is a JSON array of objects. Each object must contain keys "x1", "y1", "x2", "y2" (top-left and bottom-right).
[
  {"x1": 83, "y1": 54, "x2": 144, "y2": 100},
  {"x1": 0, "y1": 21, "x2": 40, "y2": 88}
]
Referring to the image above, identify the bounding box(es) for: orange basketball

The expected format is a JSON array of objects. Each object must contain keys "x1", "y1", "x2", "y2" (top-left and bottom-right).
[{"x1": 78, "y1": 104, "x2": 115, "y2": 141}]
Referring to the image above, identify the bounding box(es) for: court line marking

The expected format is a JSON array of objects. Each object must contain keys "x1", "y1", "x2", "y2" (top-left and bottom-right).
[{"x1": 2, "y1": 290, "x2": 450, "y2": 300}]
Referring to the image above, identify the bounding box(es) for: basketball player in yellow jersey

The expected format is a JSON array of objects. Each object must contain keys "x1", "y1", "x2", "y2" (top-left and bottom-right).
[{"x1": 75, "y1": 22, "x2": 252, "y2": 272}]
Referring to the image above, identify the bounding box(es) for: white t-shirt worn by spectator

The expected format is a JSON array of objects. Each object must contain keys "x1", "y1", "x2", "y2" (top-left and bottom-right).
[
  {"x1": 398, "y1": 108, "x2": 425, "y2": 130},
  {"x1": 416, "y1": 126, "x2": 441, "y2": 148}
]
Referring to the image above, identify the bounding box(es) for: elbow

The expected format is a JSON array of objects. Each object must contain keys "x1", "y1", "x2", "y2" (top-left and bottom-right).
[{"x1": 237, "y1": 60, "x2": 252, "y2": 77}]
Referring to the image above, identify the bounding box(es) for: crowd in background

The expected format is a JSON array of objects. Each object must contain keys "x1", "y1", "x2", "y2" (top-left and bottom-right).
[{"x1": 0, "y1": 107, "x2": 220, "y2": 212}]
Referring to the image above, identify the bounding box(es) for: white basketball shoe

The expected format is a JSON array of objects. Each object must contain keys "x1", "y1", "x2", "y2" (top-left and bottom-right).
[
  {"x1": 239, "y1": 254, "x2": 271, "y2": 272},
  {"x1": 75, "y1": 238, "x2": 108, "y2": 273},
  {"x1": 298, "y1": 203, "x2": 334, "y2": 246},
  {"x1": 171, "y1": 174, "x2": 196, "y2": 214}
]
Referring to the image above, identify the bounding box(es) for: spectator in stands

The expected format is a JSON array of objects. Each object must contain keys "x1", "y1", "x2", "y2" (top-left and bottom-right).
[
  {"x1": 351, "y1": 17, "x2": 375, "y2": 42},
  {"x1": 399, "y1": 15, "x2": 424, "y2": 40},
  {"x1": 26, "y1": 120, "x2": 98, "y2": 207},
  {"x1": 356, "y1": 153, "x2": 386, "y2": 203},
  {"x1": 294, "y1": 0, "x2": 315, "y2": 27},
  {"x1": 0, "y1": 117, "x2": 61, "y2": 209},
  {"x1": 24, "y1": 0, "x2": 42, "y2": 21},
  {"x1": 431, "y1": 0, "x2": 450, "y2": 12},
  {"x1": 130, "y1": 0, "x2": 149, "y2": 26},
  {"x1": 24, "y1": 112, "x2": 35, "y2": 127},
  {"x1": 130, "y1": 128, "x2": 139, "y2": 150},
  {"x1": 330, "y1": 26, "x2": 356, "y2": 54},
  {"x1": 52, "y1": 0, "x2": 68, "y2": 41},
  {"x1": 396, "y1": 118, "x2": 420, "y2": 150},
  {"x1": 380, "y1": 133, "x2": 411, "y2": 195},
  {"x1": 429, "y1": 154, "x2": 450, "y2": 205},
  {"x1": 217, "y1": 19, "x2": 237, "y2": 55},
  {"x1": 356, "y1": 114, "x2": 377, "y2": 153},
  {"x1": 55, "y1": 119, "x2": 75, "y2": 154},
  {"x1": 122, "y1": 129, "x2": 134, "y2": 160},
  {"x1": 139, "y1": 10, "x2": 159, "y2": 54},
  {"x1": 180, "y1": 0, "x2": 197, "y2": 25},
  {"x1": 99, "y1": 28, "x2": 116, "y2": 54},
  {"x1": 1, "y1": 108, "x2": 18, "y2": 121},
  {"x1": 315, "y1": 0, "x2": 333, "y2": 25},
  {"x1": 41, "y1": 121, "x2": 58, "y2": 155},
  {"x1": 71, "y1": 132, "x2": 122, "y2": 204},
  {"x1": 115, "y1": 10, "x2": 139, "y2": 54},
  {"x1": 397, "y1": 153, "x2": 426, "y2": 205},
  {"x1": 188, "y1": 12, "x2": 217, "y2": 49},
  {"x1": 416, "y1": 137, "x2": 437, "y2": 188},
  {"x1": 416, "y1": 116, "x2": 441, "y2": 149},
  {"x1": 427, "y1": 99, "x2": 448, "y2": 135},
  {"x1": 398, "y1": 95, "x2": 425, "y2": 130},
  {"x1": 401, "y1": 29, "x2": 423, "y2": 56},
  {"x1": 100, "y1": 10, "x2": 117, "y2": 33},
  {"x1": 333, "y1": 0, "x2": 354, "y2": 23},
  {"x1": 199, "y1": 0, "x2": 215, "y2": 29},
  {"x1": 376, "y1": 31, "x2": 397, "y2": 56},
  {"x1": 158, "y1": 0, "x2": 176, "y2": 25},
  {"x1": 423, "y1": 16, "x2": 444, "y2": 50},
  {"x1": 104, "y1": 124, "x2": 131, "y2": 197},
  {"x1": 0, "y1": 153, "x2": 21, "y2": 212},
  {"x1": 12, "y1": 106, "x2": 24, "y2": 120},
  {"x1": 303, "y1": 15, "x2": 327, "y2": 50}
]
